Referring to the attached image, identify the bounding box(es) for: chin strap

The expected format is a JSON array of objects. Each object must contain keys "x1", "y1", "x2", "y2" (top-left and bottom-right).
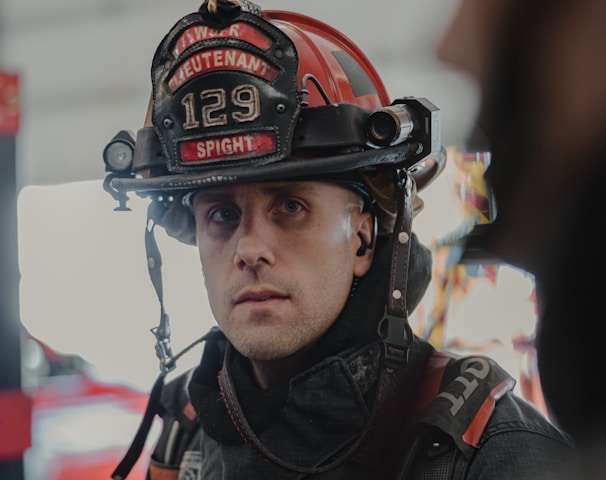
[
  {"x1": 144, "y1": 199, "x2": 177, "y2": 376},
  {"x1": 112, "y1": 197, "x2": 206, "y2": 480},
  {"x1": 377, "y1": 170, "x2": 415, "y2": 370}
]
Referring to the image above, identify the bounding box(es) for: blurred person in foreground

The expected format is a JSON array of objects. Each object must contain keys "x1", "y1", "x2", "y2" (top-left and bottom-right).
[
  {"x1": 438, "y1": 0, "x2": 606, "y2": 474},
  {"x1": 102, "y1": 1, "x2": 579, "y2": 478}
]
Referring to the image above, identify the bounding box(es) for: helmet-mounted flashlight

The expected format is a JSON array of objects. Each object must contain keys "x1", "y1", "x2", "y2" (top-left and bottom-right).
[
  {"x1": 366, "y1": 98, "x2": 441, "y2": 159},
  {"x1": 103, "y1": 130, "x2": 137, "y2": 212},
  {"x1": 103, "y1": 130, "x2": 136, "y2": 173},
  {"x1": 366, "y1": 104, "x2": 414, "y2": 147}
]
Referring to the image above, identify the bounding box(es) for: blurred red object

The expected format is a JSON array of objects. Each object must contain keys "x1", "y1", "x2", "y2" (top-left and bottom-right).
[
  {"x1": 0, "y1": 70, "x2": 19, "y2": 135},
  {"x1": 22, "y1": 334, "x2": 155, "y2": 480}
]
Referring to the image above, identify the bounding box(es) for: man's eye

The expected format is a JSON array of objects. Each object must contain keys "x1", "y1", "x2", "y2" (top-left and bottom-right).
[
  {"x1": 283, "y1": 199, "x2": 303, "y2": 213},
  {"x1": 210, "y1": 207, "x2": 240, "y2": 223}
]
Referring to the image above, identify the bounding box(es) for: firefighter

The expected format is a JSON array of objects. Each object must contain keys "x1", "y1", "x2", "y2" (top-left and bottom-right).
[{"x1": 103, "y1": 1, "x2": 579, "y2": 478}]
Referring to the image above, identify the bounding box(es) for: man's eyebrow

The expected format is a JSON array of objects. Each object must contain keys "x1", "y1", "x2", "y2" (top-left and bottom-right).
[
  {"x1": 192, "y1": 190, "x2": 233, "y2": 204},
  {"x1": 261, "y1": 182, "x2": 317, "y2": 196},
  {"x1": 193, "y1": 182, "x2": 318, "y2": 204}
]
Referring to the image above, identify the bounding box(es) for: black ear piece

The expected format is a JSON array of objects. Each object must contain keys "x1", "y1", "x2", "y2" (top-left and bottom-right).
[
  {"x1": 356, "y1": 234, "x2": 370, "y2": 256},
  {"x1": 356, "y1": 214, "x2": 377, "y2": 256}
]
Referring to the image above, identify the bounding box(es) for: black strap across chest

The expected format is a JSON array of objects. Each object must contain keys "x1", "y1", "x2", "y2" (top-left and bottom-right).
[{"x1": 217, "y1": 343, "x2": 399, "y2": 475}]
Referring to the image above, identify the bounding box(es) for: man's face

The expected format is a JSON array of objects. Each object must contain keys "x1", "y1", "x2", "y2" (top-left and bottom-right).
[{"x1": 191, "y1": 180, "x2": 374, "y2": 362}]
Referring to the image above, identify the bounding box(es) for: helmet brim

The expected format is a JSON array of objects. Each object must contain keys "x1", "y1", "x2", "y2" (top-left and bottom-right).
[{"x1": 110, "y1": 142, "x2": 443, "y2": 194}]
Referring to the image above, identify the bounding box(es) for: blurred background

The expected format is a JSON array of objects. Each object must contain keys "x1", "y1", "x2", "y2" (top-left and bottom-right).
[{"x1": 0, "y1": 1, "x2": 543, "y2": 479}]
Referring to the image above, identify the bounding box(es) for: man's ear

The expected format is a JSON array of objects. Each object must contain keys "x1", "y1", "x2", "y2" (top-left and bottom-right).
[
  {"x1": 356, "y1": 211, "x2": 376, "y2": 254},
  {"x1": 353, "y1": 212, "x2": 376, "y2": 276}
]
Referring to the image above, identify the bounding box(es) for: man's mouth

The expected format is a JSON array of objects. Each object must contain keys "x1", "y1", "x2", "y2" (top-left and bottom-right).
[{"x1": 234, "y1": 290, "x2": 288, "y2": 305}]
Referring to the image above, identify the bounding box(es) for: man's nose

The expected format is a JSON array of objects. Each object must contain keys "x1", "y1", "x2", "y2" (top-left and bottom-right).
[{"x1": 233, "y1": 216, "x2": 275, "y2": 268}]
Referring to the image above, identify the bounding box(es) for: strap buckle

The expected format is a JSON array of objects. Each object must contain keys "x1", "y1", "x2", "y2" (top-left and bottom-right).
[
  {"x1": 151, "y1": 315, "x2": 176, "y2": 375},
  {"x1": 378, "y1": 308, "x2": 411, "y2": 370}
]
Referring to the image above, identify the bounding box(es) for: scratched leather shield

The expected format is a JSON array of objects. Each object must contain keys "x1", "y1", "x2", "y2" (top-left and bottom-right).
[{"x1": 150, "y1": 9, "x2": 300, "y2": 174}]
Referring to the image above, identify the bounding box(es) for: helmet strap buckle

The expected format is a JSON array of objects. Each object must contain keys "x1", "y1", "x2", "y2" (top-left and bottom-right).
[{"x1": 378, "y1": 172, "x2": 415, "y2": 370}]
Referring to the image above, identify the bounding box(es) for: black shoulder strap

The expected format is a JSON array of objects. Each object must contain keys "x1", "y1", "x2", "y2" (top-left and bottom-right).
[
  {"x1": 351, "y1": 350, "x2": 516, "y2": 479},
  {"x1": 111, "y1": 373, "x2": 167, "y2": 480},
  {"x1": 392, "y1": 352, "x2": 516, "y2": 480},
  {"x1": 413, "y1": 353, "x2": 516, "y2": 461},
  {"x1": 111, "y1": 327, "x2": 222, "y2": 480}
]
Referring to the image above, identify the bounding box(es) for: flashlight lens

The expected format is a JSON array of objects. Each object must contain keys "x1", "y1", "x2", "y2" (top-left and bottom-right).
[
  {"x1": 369, "y1": 113, "x2": 397, "y2": 143},
  {"x1": 104, "y1": 140, "x2": 134, "y2": 172},
  {"x1": 366, "y1": 104, "x2": 414, "y2": 147}
]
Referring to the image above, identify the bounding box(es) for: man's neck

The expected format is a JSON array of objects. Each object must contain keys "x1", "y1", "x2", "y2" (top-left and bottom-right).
[{"x1": 249, "y1": 350, "x2": 316, "y2": 389}]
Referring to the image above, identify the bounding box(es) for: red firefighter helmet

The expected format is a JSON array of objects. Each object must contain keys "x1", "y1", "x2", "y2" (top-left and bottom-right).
[
  {"x1": 104, "y1": 0, "x2": 442, "y2": 200},
  {"x1": 266, "y1": 9, "x2": 390, "y2": 109}
]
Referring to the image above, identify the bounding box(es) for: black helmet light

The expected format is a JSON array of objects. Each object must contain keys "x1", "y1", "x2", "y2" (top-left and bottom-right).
[{"x1": 103, "y1": 130, "x2": 136, "y2": 173}]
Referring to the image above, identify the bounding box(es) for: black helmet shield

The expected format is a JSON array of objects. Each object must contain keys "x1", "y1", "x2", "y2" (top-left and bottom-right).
[{"x1": 148, "y1": 5, "x2": 300, "y2": 180}]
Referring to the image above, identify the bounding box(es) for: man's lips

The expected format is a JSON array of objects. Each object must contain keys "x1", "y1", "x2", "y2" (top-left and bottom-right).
[{"x1": 234, "y1": 289, "x2": 289, "y2": 305}]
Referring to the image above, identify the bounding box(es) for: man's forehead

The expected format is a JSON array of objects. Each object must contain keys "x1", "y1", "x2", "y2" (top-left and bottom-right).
[{"x1": 191, "y1": 180, "x2": 350, "y2": 202}]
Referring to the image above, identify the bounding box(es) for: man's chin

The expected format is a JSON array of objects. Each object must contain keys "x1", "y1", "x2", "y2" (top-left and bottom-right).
[{"x1": 230, "y1": 330, "x2": 298, "y2": 362}]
